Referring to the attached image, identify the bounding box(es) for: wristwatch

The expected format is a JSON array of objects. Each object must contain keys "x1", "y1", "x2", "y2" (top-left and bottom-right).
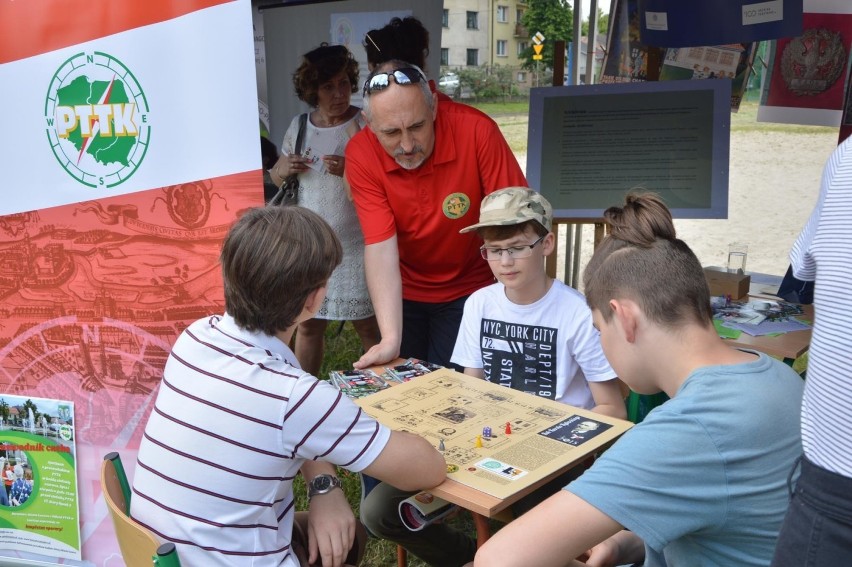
[{"x1": 308, "y1": 474, "x2": 342, "y2": 499}]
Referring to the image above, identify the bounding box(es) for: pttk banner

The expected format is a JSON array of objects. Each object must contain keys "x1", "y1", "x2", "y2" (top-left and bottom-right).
[{"x1": 0, "y1": 0, "x2": 263, "y2": 564}]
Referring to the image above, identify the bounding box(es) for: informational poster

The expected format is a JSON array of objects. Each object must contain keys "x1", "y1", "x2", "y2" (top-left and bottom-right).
[
  {"x1": 659, "y1": 43, "x2": 758, "y2": 111},
  {"x1": 526, "y1": 80, "x2": 731, "y2": 220},
  {"x1": 0, "y1": 395, "x2": 80, "y2": 560},
  {"x1": 0, "y1": 1, "x2": 261, "y2": 564},
  {"x1": 601, "y1": 0, "x2": 654, "y2": 83},
  {"x1": 758, "y1": 2, "x2": 852, "y2": 126}
]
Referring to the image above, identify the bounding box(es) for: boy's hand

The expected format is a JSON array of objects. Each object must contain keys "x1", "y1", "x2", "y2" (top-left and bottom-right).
[
  {"x1": 308, "y1": 489, "x2": 356, "y2": 567},
  {"x1": 583, "y1": 530, "x2": 645, "y2": 567}
]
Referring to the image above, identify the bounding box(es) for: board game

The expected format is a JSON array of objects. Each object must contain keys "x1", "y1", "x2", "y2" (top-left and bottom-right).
[{"x1": 355, "y1": 368, "x2": 633, "y2": 500}]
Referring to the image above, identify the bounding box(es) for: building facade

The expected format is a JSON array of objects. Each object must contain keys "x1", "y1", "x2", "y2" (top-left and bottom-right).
[{"x1": 440, "y1": 0, "x2": 531, "y2": 87}]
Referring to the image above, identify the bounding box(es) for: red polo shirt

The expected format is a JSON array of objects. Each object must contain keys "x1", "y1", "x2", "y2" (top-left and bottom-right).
[{"x1": 346, "y1": 100, "x2": 527, "y2": 303}]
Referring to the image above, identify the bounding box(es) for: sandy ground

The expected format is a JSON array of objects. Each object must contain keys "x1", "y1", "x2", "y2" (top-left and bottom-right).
[{"x1": 515, "y1": 129, "x2": 839, "y2": 286}]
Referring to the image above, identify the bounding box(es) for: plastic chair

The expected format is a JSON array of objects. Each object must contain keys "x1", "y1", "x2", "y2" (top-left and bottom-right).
[{"x1": 101, "y1": 452, "x2": 181, "y2": 567}]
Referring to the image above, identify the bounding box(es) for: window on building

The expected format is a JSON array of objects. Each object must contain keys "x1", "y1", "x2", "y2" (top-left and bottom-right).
[
  {"x1": 441, "y1": 48, "x2": 449, "y2": 66},
  {"x1": 516, "y1": 8, "x2": 524, "y2": 23},
  {"x1": 517, "y1": 71, "x2": 526, "y2": 82},
  {"x1": 442, "y1": 9, "x2": 449, "y2": 28},
  {"x1": 466, "y1": 11, "x2": 478, "y2": 30},
  {"x1": 497, "y1": 6, "x2": 508, "y2": 23},
  {"x1": 517, "y1": 41, "x2": 528, "y2": 56},
  {"x1": 496, "y1": 40, "x2": 507, "y2": 57},
  {"x1": 466, "y1": 49, "x2": 479, "y2": 66}
]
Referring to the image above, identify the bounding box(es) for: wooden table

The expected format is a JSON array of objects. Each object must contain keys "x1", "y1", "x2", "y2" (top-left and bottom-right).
[
  {"x1": 356, "y1": 367, "x2": 632, "y2": 551},
  {"x1": 724, "y1": 296, "x2": 813, "y2": 362}
]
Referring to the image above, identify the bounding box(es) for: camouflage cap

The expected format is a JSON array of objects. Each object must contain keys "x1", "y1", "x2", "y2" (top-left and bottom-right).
[{"x1": 459, "y1": 187, "x2": 552, "y2": 233}]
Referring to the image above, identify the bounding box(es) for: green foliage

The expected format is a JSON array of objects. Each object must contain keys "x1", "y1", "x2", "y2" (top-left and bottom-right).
[
  {"x1": 520, "y1": 0, "x2": 574, "y2": 70},
  {"x1": 458, "y1": 65, "x2": 520, "y2": 101},
  {"x1": 598, "y1": 8, "x2": 610, "y2": 35},
  {"x1": 582, "y1": 7, "x2": 610, "y2": 36}
]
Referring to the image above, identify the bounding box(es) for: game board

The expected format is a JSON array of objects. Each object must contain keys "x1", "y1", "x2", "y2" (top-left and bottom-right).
[{"x1": 356, "y1": 368, "x2": 632, "y2": 500}]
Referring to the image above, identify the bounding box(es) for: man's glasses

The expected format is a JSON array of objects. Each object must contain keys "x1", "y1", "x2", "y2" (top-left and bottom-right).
[
  {"x1": 363, "y1": 67, "x2": 426, "y2": 96},
  {"x1": 480, "y1": 235, "x2": 546, "y2": 261}
]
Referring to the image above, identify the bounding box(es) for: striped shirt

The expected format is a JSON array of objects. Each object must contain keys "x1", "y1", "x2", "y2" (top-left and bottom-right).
[
  {"x1": 790, "y1": 136, "x2": 852, "y2": 478},
  {"x1": 130, "y1": 314, "x2": 390, "y2": 566}
]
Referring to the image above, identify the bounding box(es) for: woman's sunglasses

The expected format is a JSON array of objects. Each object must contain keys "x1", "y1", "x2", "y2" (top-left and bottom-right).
[{"x1": 363, "y1": 67, "x2": 426, "y2": 96}]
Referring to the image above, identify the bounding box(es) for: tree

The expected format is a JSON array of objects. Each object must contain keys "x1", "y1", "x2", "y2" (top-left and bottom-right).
[
  {"x1": 598, "y1": 8, "x2": 610, "y2": 35},
  {"x1": 582, "y1": 7, "x2": 610, "y2": 37},
  {"x1": 520, "y1": 0, "x2": 574, "y2": 70},
  {"x1": 0, "y1": 399, "x2": 8, "y2": 423}
]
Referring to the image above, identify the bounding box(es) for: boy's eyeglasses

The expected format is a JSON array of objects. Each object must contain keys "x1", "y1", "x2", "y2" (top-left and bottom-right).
[
  {"x1": 363, "y1": 67, "x2": 426, "y2": 96},
  {"x1": 480, "y1": 235, "x2": 546, "y2": 261}
]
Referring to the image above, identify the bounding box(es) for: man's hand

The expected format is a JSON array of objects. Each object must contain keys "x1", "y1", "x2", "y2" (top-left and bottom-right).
[
  {"x1": 353, "y1": 339, "x2": 400, "y2": 369},
  {"x1": 307, "y1": 489, "x2": 357, "y2": 567}
]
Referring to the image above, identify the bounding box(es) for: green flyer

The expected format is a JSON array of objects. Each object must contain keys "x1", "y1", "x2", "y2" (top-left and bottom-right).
[{"x1": 0, "y1": 395, "x2": 80, "y2": 561}]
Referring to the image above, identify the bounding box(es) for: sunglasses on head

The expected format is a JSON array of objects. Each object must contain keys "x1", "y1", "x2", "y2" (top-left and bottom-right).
[{"x1": 363, "y1": 67, "x2": 426, "y2": 96}]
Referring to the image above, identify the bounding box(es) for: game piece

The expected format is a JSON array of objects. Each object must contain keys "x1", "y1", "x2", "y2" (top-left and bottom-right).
[
  {"x1": 483, "y1": 426, "x2": 492, "y2": 438},
  {"x1": 475, "y1": 435, "x2": 482, "y2": 448},
  {"x1": 505, "y1": 422, "x2": 512, "y2": 435},
  {"x1": 438, "y1": 439, "x2": 445, "y2": 452}
]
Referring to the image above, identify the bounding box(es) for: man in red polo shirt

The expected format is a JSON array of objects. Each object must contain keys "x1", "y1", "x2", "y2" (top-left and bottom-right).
[{"x1": 346, "y1": 61, "x2": 526, "y2": 373}]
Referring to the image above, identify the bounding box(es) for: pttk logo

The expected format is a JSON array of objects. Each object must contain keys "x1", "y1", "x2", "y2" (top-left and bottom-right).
[{"x1": 44, "y1": 51, "x2": 150, "y2": 188}]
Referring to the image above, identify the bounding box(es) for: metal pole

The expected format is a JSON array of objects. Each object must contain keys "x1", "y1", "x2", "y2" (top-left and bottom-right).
[{"x1": 586, "y1": 0, "x2": 599, "y2": 85}]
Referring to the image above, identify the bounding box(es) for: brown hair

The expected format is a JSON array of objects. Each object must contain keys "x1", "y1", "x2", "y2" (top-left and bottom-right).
[
  {"x1": 583, "y1": 192, "x2": 712, "y2": 328},
  {"x1": 292, "y1": 43, "x2": 359, "y2": 108},
  {"x1": 478, "y1": 220, "x2": 548, "y2": 241},
  {"x1": 220, "y1": 206, "x2": 342, "y2": 335},
  {"x1": 364, "y1": 17, "x2": 430, "y2": 72}
]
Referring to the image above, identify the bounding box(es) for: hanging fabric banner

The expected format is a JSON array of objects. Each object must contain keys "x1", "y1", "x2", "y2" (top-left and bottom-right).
[{"x1": 0, "y1": 0, "x2": 262, "y2": 564}]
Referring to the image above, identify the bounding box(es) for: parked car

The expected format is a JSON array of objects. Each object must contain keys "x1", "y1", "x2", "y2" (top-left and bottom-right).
[{"x1": 438, "y1": 73, "x2": 460, "y2": 97}]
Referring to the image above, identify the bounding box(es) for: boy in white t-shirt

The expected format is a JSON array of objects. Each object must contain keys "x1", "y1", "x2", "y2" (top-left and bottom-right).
[
  {"x1": 361, "y1": 189, "x2": 625, "y2": 566},
  {"x1": 451, "y1": 186, "x2": 626, "y2": 419}
]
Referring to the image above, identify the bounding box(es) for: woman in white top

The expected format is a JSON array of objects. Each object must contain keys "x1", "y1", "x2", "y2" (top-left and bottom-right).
[{"x1": 269, "y1": 44, "x2": 379, "y2": 375}]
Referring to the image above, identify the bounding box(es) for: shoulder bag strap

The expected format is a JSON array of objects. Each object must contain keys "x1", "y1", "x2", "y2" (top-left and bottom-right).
[{"x1": 294, "y1": 113, "x2": 308, "y2": 156}]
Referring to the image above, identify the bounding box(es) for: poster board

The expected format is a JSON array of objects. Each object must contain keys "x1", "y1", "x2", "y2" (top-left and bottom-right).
[
  {"x1": 526, "y1": 79, "x2": 731, "y2": 220},
  {"x1": 356, "y1": 369, "x2": 632, "y2": 501}
]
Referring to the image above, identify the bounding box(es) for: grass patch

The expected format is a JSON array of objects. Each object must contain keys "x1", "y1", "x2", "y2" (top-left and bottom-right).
[{"x1": 468, "y1": 100, "x2": 530, "y2": 116}]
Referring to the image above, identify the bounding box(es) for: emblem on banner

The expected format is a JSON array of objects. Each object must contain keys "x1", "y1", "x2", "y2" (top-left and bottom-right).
[
  {"x1": 780, "y1": 28, "x2": 846, "y2": 97},
  {"x1": 44, "y1": 51, "x2": 150, "y2": 188}
]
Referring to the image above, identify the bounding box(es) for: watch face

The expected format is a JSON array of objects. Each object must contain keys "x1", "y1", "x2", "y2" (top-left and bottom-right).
[{"x1": 314, "y1": 476, "x2": 332, "y2": 491}]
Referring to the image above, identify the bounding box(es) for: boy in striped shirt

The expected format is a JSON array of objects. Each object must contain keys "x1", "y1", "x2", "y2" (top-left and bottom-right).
[{"x1": 132, "y1": 206, "x2": 445, "y2": 567}]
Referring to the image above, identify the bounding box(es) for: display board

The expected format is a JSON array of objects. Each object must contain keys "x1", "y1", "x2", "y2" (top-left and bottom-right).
[
  {"x1": 526, "y1": 79, "x2": 732, "y2": 219},
  {"x1": 356, "y1": 369, "x2": 632, "y2": 500}
]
